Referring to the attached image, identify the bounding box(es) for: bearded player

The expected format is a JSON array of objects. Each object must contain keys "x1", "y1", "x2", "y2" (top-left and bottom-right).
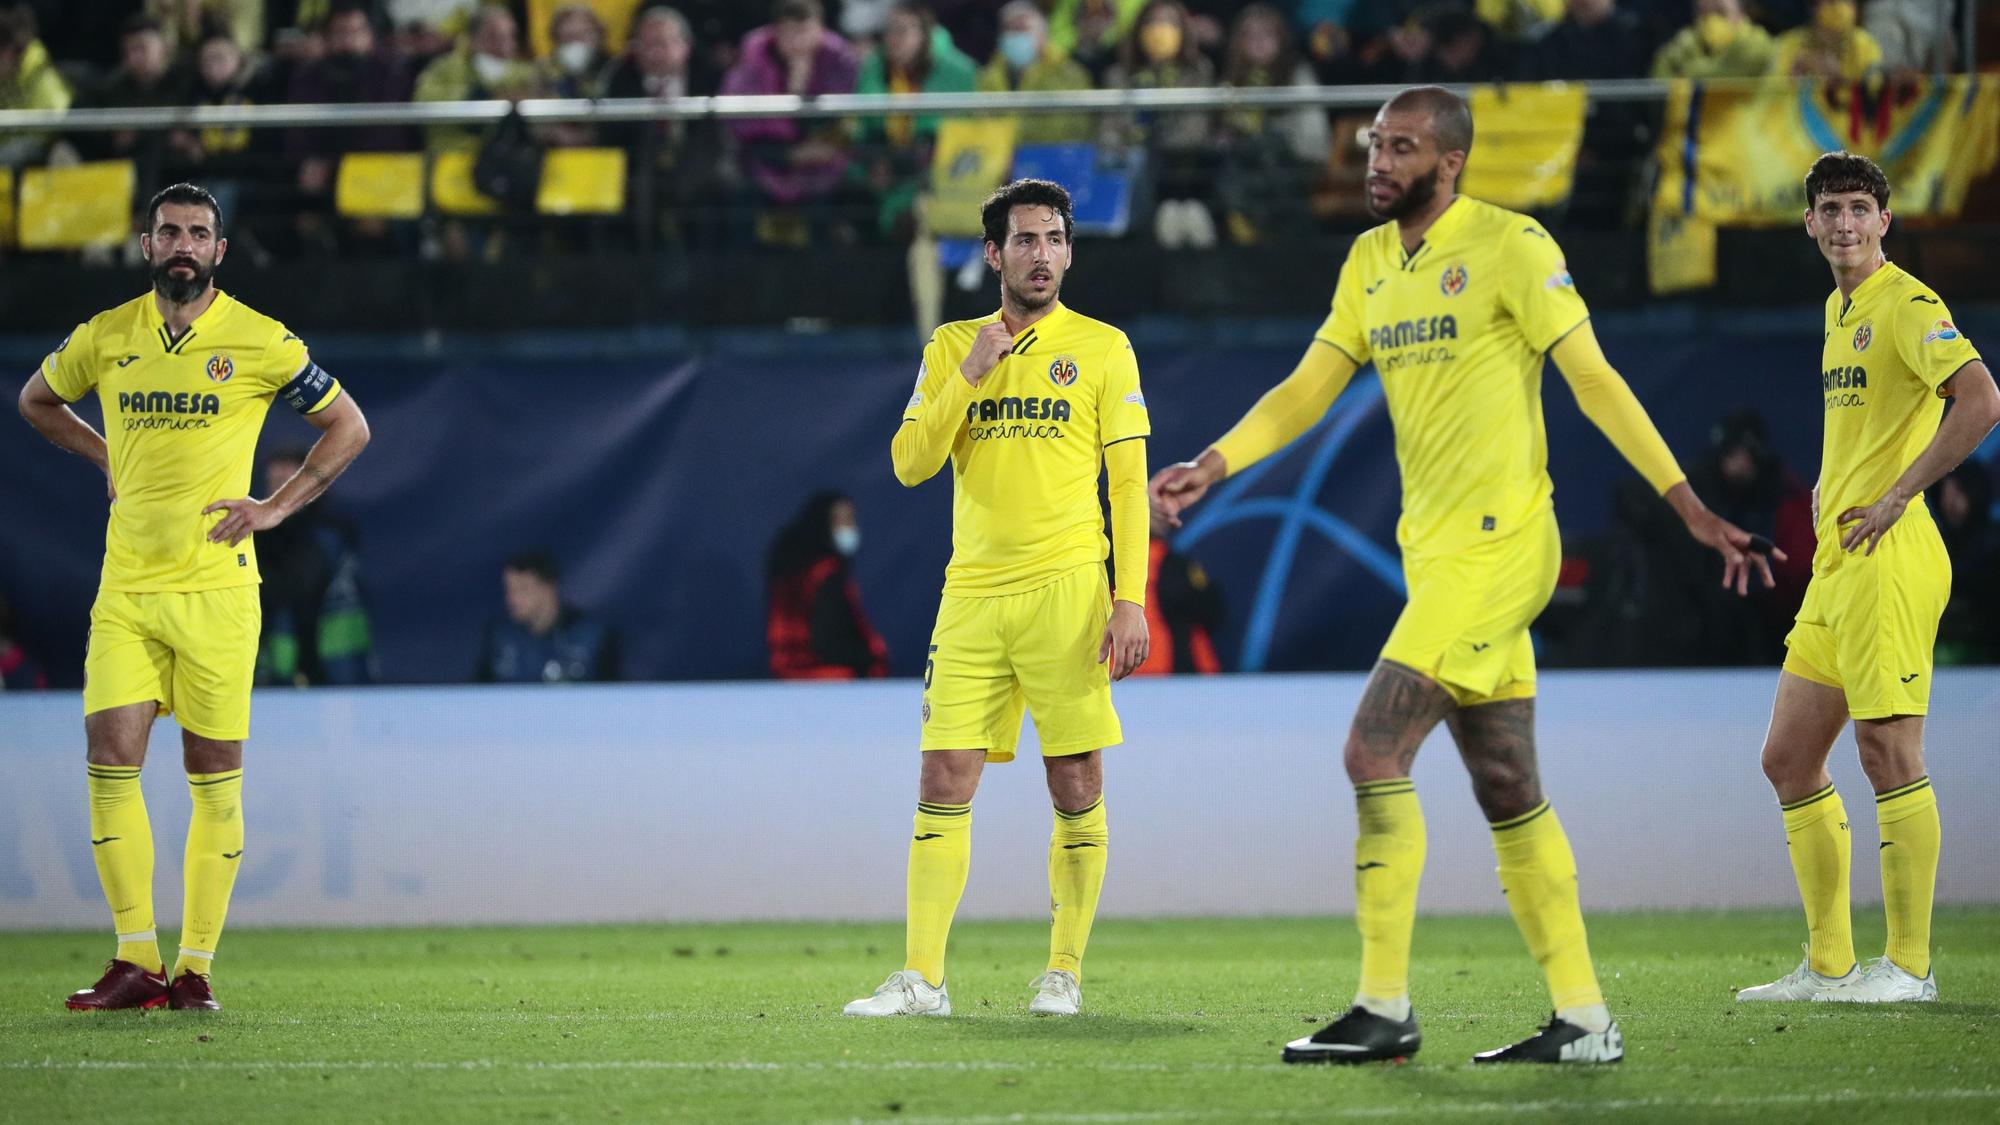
[
  {"x1": 844, "y1": 178, "x2": 1150, "y2": 1018},
  {"x1": 1152, "y1": 87, "x2": 1776, "y2": 1063},
  {"x1": 18, "y1": 183, "x2": 370, "y2": 1011},
  {"x1": 1735, "y1": 152, "x2": 1997, "y2": 1005}
]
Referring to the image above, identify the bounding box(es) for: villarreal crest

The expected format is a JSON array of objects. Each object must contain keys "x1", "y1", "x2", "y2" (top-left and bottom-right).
[{"x1": 206, "y1": 354, "x2": 235, "y2": 383}]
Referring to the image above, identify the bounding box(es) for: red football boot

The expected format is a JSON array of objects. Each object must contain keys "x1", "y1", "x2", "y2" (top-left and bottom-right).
[
  {"x1": 65, "y1": 960, "x2": 169, "y2": 1011},
  {"x1": 168, "y1": 971, "x2": 221, "y2": 1011}
]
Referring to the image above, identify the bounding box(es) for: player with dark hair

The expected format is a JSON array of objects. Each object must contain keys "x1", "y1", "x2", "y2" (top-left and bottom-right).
[
  {"x1": 1735, "y1": 152, "x2": 1997, "y2": 1004},
  {"x1": 17, "y1": 183, "x2": 371, "y2": 1012},
  {"x1": 1152, "y1": 87, "x2": 1773, "y2": 1064},
  {"x1": 844, "y1": 178, "x2": 1151, "y2": 1018}
]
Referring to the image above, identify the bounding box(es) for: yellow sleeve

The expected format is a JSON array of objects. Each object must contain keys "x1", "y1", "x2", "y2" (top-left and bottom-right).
[
  {"x1": 1891, "y1": 291, "x2": 1981, "y2": 396},
  {"x1": 1208, "y1": 341, "x2": 1359, "y2": 477},
  {"x1": 1097, "y1": 331, "x2": 1150, "y2": 444},
  {"x1": 1311, "y1": 251, "x2": 1369, "y2": 366},
  {"x1": 1549, "y1": 321, "x2": 1686, "y2": 495},
  {"x1": 1104, "y1": 437, "x2": 1149, "y2": 607},
  {"x1": 1499, "y1": 220, "x2": 1590, "y2": 353},
  {"x1": 892, "y1": 335, "x2": 976, "y2": 487},
  {"x1": 40, "y1": 321, "x2": 97, "y2": 403},
  {"x1": 265, "y1": 327, "x2": 342, "y2": 415}
]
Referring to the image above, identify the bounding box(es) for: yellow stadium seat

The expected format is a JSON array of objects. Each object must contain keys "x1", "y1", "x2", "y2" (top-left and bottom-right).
[
  {"x1": 1460, "y1": 84, "x2": 1586, "y2": 212},
  {"x1": 430, "y1": 151, "x2": 502, "y2": 216},
  {"x1": 336, "y1": 153, "x2": 426, "y2": 220},
  {"x1": 0, "y1": 166, "x2": 14, "y2": 249},
  {"x1": 17, "y1": 161, "x2": 134, "y2": 251},
  {"x1": 924, "y1": 118, "x2": 1019, "y2": 238},
  {"x1": 536, "y1": 148, "x2": 627, "y2": 216}
]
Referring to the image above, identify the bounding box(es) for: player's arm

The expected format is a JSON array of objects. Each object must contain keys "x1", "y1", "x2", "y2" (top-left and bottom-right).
[
  {"x1": 207, "y1": 383, "x2": 372, "y2": 547},
  {"x1": 1149, "y1": 340, "x2": 1360, "y2": 527},
  {"x1": 1101, "y1": 436, "x2": 1150, "y2": 680},
  {"x1": 1550, "y1": 322, "x2": 1782, "y2": 595},
  {"x1": 892, "y1": 325, "x2": 1006, "y2": 487},
  {"x1": 1840, "y1": 359, "x2": 2000, "y2": 555},
  {"x1": 18, "y1": 370, "x2": 109, "y2": 484}
]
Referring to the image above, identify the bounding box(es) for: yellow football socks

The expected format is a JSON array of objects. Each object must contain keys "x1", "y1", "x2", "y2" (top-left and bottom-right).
[
  {"x1": 1353, "y1": 779, "x2": 1425, "y2": 1008},
  {"x1": 86, "y1": 764, "x2": 163, "y2": 974},
  {"x1": 904, "y1": 801, "x2": 972, "y2": 988},
  {"x1": 1876, "y1": 777, "x2": 1939, "y2": 979},
  {"x1": 1491, "y1": 801, "x2": 1605, "y2": 1012},
  {"x1": 1780, "y1": 783, "x2": 1856, "y2": 977},
  {"x1": 174, "y1": 770, "x2": 245, "y2": 980},
  {"x1": 1047, "y1": 797, "x2": 1108, "y2": 978}
]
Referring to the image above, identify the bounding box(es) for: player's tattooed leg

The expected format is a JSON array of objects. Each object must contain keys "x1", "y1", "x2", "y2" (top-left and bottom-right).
[
  {"x1": 1343, "y1": 661, "x2": 1456, "y2": 783},
  {"x1": 1447, "y1": 699, "x2": 1543, "y2": 821}
]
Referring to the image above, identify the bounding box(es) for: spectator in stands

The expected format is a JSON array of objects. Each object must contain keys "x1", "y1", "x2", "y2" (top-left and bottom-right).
[
  {"x1": 164, "y1": 31, "x2": 276, "y2": 255},
  {"x1": 1771, "y1": 0, "x2": 1882, "y2": 78},
  {"x1": 525, "y1": 0, "x2": 640, "y2": 63},
  {"x1": 766, "y1": 492, "x2": 889, "y2": 680},
  {"x1": 1104, "y1": 1, "x2": 1220, "y2": 249},
  {"x1": 1409, "y1": 7, "x2": 1508, "y2": 83},
  {"x1": 1934, "y1": 462, "x2": 1999, "y2": 665},
  {"x1": 0, "y1": 591, "x2": 49, "y2": 691},
  {"x1": 544, "y1": 2, "x2": 612, "y2": 99},
  {"x1": 1127, "y1": 510, "x2": 1223, "y2": 676},
  {"x1": 721, "y1": 0, "x2": 860, "y2": 243},
  {"x1": 388, "y1": 0, "x2": 480, "y2": 61},
  {"x1": 287, "y1": 1, "x2": 417, "y2": 234},
  {"x1": 1517, "y1": 0, "x2": 1647, "y2": 80},
  {"x1": 840, "y1": 0, "x2": 899, "y2": 45},
  {"x1": 1651, "y1": 0, "x2": 1775, "y2": 78},
  {"x1": 604, "y1": 6, "x2": 724, "y2": 247},
  {"x1": 414, "y1": 4, "x2": 544, "y2": 156},
  {"x1": 976, "y1": 0, "x2": 1095, "y2": 146},
  {"x1": 854, "y1": 2, "x2": 977, "y2": 241},
  {"x1": 475, "y1": 549, "x2": 620, "y2": 683},
  {"x1": 1052, "y1": 0, "x2": 1140, "y2": 83},
  {"x1": 0, "y1": 4, "x2": 71, "y2": 167},
  {"x1": 1868, "y1": 0, "x2": 1955, "y2": 72},
  {"x1": 674, "y1": 0, "x2": 766, "y2": 80},
  {"x1": 255, "y1": 446, "x2": 379, "y2": 686},
  {"x1": 72, "y1": 15, "x2": 189, "y2": 196},
  {"x1": 1215, "y1": 3, "x2": 1325, "y2": 244},
  {"x1": 147, "y1": 0, "x2": 262, "y2": 58}
]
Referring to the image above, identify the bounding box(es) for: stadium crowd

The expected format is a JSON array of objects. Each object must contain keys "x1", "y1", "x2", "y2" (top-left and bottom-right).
[{"x1": 0, "y1": 0, "x2": 1981, "y2": 256}]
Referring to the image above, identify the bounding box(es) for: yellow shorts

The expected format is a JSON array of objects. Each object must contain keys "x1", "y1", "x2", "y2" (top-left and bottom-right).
[
  {"x1": 921, "y1": 563, "x2": 1121, "y2": 763},
  {"x1": 1784, "y1": 524, "x2": 1950, "y2": 720},
  {"x1": 1379, "y1": 511, "x2": 1559, "y2": 707},
  {"x1": 84, "y1": 586, "x2": 260, "y2": 741}
]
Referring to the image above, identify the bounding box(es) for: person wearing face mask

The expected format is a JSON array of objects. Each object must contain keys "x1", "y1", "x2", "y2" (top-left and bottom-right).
[
  {"x1": 766, "y1": 492, "x2": 891, "y2": 680},
  {"x1": 1770, "y1": 0, "x2": 1883, "y2": 79},
  {"x1": 543, "y1": 3, "x2": 611, "y2": 99},
  {"x1": 1103, "y1": 0, "x2": 1219, "y2": 249},
  {"x1": 975, "y1": 0, "x2": 1094, "y2": 145},
  {"x1": 414, "y1": 3, "x2": 546, "y2": 156},
  {"x1": 1651, "y1": 0, "x2": 1775, "y2": 79}
]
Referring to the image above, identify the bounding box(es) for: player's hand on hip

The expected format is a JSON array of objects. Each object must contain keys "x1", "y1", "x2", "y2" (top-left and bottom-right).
[
  {"x1": 959, "y1": 323, "x2": 1014, "y2": 388},
  {"x1": 1148, "y1": 452, "x2": 1224, "y2": 529},
  {"x1": 1838, "y1": 490, "x2": 1910, "y2": 557},
  {"x1": 1685, "y1": 508, "x2": 1784, "y2": 597},
  {"x1": 1100, "y1": 599, "x2": 1149, "y2": 681},
  {"x1": 203, "y1": 496, "x2": 284, "y2": 547}
]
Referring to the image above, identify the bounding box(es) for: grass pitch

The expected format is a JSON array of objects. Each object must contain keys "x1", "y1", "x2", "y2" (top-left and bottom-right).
[{"x1": 3, "y1": 909, "x2": 1996, "y2": 1124}]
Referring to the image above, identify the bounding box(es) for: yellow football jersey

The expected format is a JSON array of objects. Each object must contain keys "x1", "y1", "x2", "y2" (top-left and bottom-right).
[
  {"x1": 42, "y1": 290, "x2": 342, "y2": 593},
  {"x1": 1814, "y1": 261, "x2": 1981, "y2": 573},
  {"x1": 903, "y1": 303, "x2": 1150, "y2": 596},
  {"x1": 1314, "y1": 196, "x2": 1588, "y2": 555}
]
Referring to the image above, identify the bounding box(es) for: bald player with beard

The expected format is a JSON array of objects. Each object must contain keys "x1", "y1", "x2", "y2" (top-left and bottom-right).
[{"x1": 1152, "y1": 86, "x2": 1777, "y2": 1064}]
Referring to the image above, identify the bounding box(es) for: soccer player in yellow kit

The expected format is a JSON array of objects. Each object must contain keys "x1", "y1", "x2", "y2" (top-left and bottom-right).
[
  {"x1": 1152, "y1": 88, "x2": 1776, "y2": 1064},
  {"x1": 1736, "y1": 153, "x2": 1997, "y2": 1005},
  {"x1": 17, "y1": 184, "x2": 371, "y2": 1012},
  {"x1": 844, "y1": 179, "x2": 1151, "y2": 1018}
]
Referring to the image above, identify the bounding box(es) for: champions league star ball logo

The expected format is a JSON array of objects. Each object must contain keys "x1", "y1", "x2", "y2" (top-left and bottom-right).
[
  {"x1": 1439, "y1": 264, "x2": 1468, "y2": 297},
  {"x1": 1048, "y1": 355, "x2": 1079, "y2": 387},
  {"x1": 205, "y1": 354, "x2": 235, "y2": 383},
  {"x1": 1852, "y1": 322, "x2": 1872, "y2": 352}
]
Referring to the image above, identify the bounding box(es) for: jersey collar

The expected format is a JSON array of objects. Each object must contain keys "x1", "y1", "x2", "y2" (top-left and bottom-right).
[
  {"x1": 144, "y1": 287, "x2": 232, "y2": 353},
  {"x1": 1397, "y1": 195, "x2": 1470, "y2": 269},
  {"x1": 999, "y1": 301, "x2": 1070, "y2": 355},
  {"x1": 1843, "y1": 259, "x2": 1899, "y2": 312}
]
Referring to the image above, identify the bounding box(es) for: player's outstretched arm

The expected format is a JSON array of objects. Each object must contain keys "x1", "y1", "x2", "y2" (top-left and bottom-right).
[
  {"x1": 1839, "y1": 359, "x2": 2000, "y2": 555},
  {"x1": 1550, "y1": 322, "x2": 1784, "y2": 596},
  {"x1": 1101, "y1": 437, "x2": 1150, "y2": 680},
  {"x1": 18, "y1": 370, "x2": 111, "y2": 497},
  {"x1": 1149, "y1": 340, "x2": 1358, "y2": 527},
  {"x1": 892, "y1": 324, "x2": 1008, "y2": 487},
  {"x1": 206, "y1": 392, "x2": 371, "y2": 547}
]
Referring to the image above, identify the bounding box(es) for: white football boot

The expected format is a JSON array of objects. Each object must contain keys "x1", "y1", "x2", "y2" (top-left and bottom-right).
[
  {"x1": 1027, "y1": 970, "x2": 1081, "y2": 1016},
  {"x1": 1841, "y1": 956, "x2": 1938, "y2": 1002},
  {"x1": 843, "y1": 970, "x2": 951, "y2": 1017},
  {"x1": 1735, "y1": 955, "x2": 1863, "y2": 1002}
]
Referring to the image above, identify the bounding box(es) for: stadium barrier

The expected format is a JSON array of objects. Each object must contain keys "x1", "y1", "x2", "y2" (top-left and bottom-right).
[{"x1": 2, "y1": 668, "x2": 1995, "y2": 929}]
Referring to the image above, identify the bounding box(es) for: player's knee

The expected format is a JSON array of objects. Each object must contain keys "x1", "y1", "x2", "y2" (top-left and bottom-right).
[
  {"x1": 1342, "y1": 735, "x2": 1404, "y2": 785},
  {"x1": 1853, "y1": 726, "x2": 1924, "y2": 791},
  {"x1": 1467, "y1": 764, "x2": 1539, "y2": 822},
  {"x1": 84, "y1": 720, "x2": 147, "y2": 767},
  {"x1": 1760, "y1": 739, "x2": 1820, "y2": 793}
]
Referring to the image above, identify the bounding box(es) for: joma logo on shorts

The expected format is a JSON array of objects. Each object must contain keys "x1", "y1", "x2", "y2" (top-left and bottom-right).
[
  {"x1": 1369, "y1": 316, "x2": 1458, "y2": 352},
  {"x1": 118, "y1": 390, "x2": 221, "y2": 415},
  {"x1": 966, "y1": 397, "x2": 1072, "y2": 423}
]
